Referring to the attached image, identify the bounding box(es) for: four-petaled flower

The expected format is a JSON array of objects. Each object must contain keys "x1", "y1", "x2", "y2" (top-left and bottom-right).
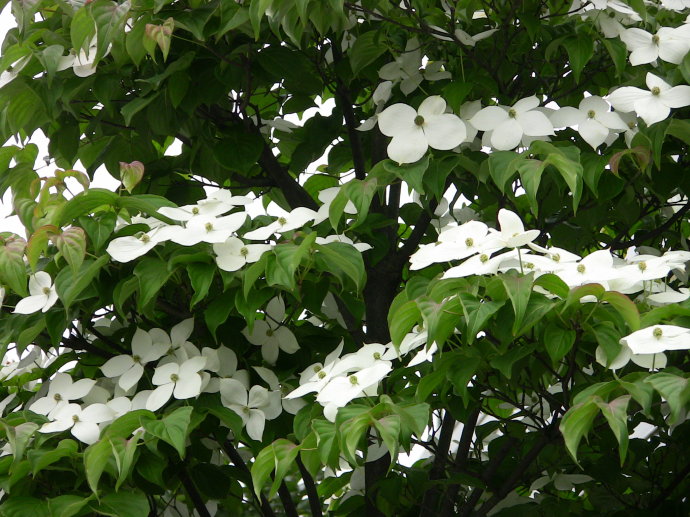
[{"x1": 13, "y1": 272, "x2": 59, "y2": 314}]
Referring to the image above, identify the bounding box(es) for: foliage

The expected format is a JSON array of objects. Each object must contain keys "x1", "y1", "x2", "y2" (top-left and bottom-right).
[{"x1": 1, "y1": 0, "x2": 690, "y2": 515}]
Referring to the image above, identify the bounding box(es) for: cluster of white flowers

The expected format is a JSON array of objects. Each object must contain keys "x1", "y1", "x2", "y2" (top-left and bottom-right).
[
  {"x1": 410, "y1": 208, "x2": 690, "y2": 368},
  {"x1": 17, "y1": 317, "x2": 299, "y2": 443}
]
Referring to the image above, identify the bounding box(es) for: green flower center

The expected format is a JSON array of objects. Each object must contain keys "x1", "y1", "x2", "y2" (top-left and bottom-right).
[
  {"x1": 652, "y1": 34, "x2": 660, "y2": 44},
  {"x1": 240, "y1": 246, "x2": 249, "y2": 256},
  {"x1": 552, "y1": 253, "x2": 561, "y2": 262},
  {"x1": 140, "y1": 234, "x2": 151, "y2": 243},
  {"x1": 653, "y1": 327, "x2": 663, "y2": 338},
  {"x1": 53, "y1": 393, "x2": 62, "y2": 401},
  {"x1": 243, "y1": 406, "x2": 251, "y2": 415},
  {"x1": 170, "y1": 373, "x2": 179, "y2": 382},
  {"x1": 42, "y1": 287, "x2": 51, "y2": 295},
  {"x1": 133, "y1": 355, "x2": 141, "y2": 363},
  {"x1": 576, "y1": 264, "x2": 586, "y2": 274},
  {"x1": 508, "y1": 108, "x2": 517, "y2": 118},
  {"x1": 638, "y1": 261, "x2": 647, "y2": 272},
  {"x1": 266, "y1": 328, "x2": 274, "y2": 337},
  {"x1": 192, "y1": 207, "x2": 199, "y2": 215},
  {"x1": 651, "y1": 86, "x2": 661, "y2": 96},
  {"x1": 278, "y1": 217, "x2": 287, "y2": 226},
  {"x1": 465, "y1": 238, "x2": 474, "y2": 247},
  {"x1": 479, "y1": 254, "x2": 489, "y2": 263},
  {"x1": 313, "y1": 365, "x2": 322, "y2": 373},
  {"x1": 373, "y1": 352, "x2": 381, "y2": 360},
  {"x1": 587, "y1": 110, "x2": 596, "y2": 119},
  {"x1": 72, "y1": 415, "x2": 80, "y2": 423},
  {"x1": 205, "y1": 222, "x2": 213, "y2": 232},
  {"x1": 318, "y1": 371, "x2": 327, "y2": 379},
  {"x1": 414, "y1": 115, "x2": 425, "y2": 126},
  {"x1": 349, "y1": 375, "x2": 358, "y2": 385}
]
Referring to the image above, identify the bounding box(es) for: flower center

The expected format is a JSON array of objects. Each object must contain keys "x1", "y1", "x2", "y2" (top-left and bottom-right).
[
  {"x1": 192, "y1": 207, "x2": 199, "y2": 215},
  {"x1": 552, "y1": 253, "x2": 560, "y2": 262},
  {"x1": 42, "y1": 287, "x2": 51, "y2": 295},
  {"x1": 349, "y1": 375, "x2": 358, "y2": 385},
  {"x1": 525, "y1": 262, "x2": 535, "y2": 269},
  {"x1": 205, "y1": 222, "x2": 213, "y2": 232},
  {"x1": 638, "y1": 261, "x2": 647, "y2": 272},
  {"x1": 243, "y1": 406, "x2": 251, "y2": 415},
  {"x1": 414, "y1": 115, "x2": 425, "y2": 126},
  {"x1": 576, "y1": 264, "x2": 586, "y2": 274},
  {"x1": 266, "y1": 328, "x2": 274, "y2": 337},
  {"x1": 278, "y1": 217, "x2": 287, "y2": 226},
  {"x1": 72, "y1": 415, "x2": 80, "y2": 423},
  {"x1": 240, "y1": 246, "x2": 249, "y2": 256},
  {"x1": 628, "y1": 121, "x2": 636, "y2": 129},
  {"x1": 479, "y1": 254, "x2": 489, "y2": 263},
  {"x1": 651, "y1": 86, "x2": 661, "y2": 96},
  {"x1": 140, "y1": 234, "x2": 150, "y2": 243},
  {"x1": 508, "y1": 108, "x2": 517, "y2": 118},
  {"x1": 587, "y1": 110, "x2": 596, "y2": 119},
  {"x1": 373, "y1": 352, "x2": 381, "y2": 360},
  {"x1": 313, "y1": 365, "x2": 322, "y2": 373},
  {"x1": 652, "y1": 34, "x2": 660, "y2": 45},
  {"x1": 170, "y1": 373, "x2": 179, "y2": 382},
  {"x1": 53, "y1": 393, "x2": 62, "y2": 401},
  {"x1": 465, "y1": 237, "x2": 474, "y2": 247},
  {"x1": 318, "y1": 370, "x2": 327, "y2": 379},
  {"x1": 653, "y1": 327, "x2": 663, "y2": 339}
]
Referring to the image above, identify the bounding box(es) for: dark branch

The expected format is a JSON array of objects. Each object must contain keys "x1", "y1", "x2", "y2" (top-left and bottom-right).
[
  {"x1": 297, "y1": 455, "x2": 323, "y2": 517},
  {"x1": 178, "y1": 466, "x2": 212, "y2": 517}
]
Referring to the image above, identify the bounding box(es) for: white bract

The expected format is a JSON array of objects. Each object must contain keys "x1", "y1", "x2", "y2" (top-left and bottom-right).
[
  {"x1": 620, "y1": 325, "x2": 690, "y2": 354},
  {"x1": 147, "y1": 356, "x2": 207, "y2": 411},
  {"x1": 620, "y1": 25, "x2": 690, "y2": 65},
  {"x1": 100, "y1": 328, "x2": 168, "y2": 391},
  {"x1": 106, "y1": 225, "x2": 175, "y2": 263},
  {"x1": 607, "y1": 72, "x2": 690, "y2": 126},
  {"x1": 213, "y1": 237, "x2": 272, "y2": 272},
  {"x1": 13, "y1": 272, "x2": 58, "y2": 314},
  {"x1": 39, "y1": 403, "x2": 114, "y2": 444},
  {"x1": 550, "y1": 96, "x2": 628, "y2": 149},
  {"x1": 242, "y1": 297, "x2": 300, "y2": 364},
  {"x1": 219, "y1": 379, "x2": 278, "y2": 441},
  {"x1": 469, "y1": 96, "x2": 554, "y2": 150},
  {"x1": 29, "y1": 373, "x2": 96, "y2": 417},
  {"x1": 377, "y1": 96, "x2": 466, "y2": 164}
]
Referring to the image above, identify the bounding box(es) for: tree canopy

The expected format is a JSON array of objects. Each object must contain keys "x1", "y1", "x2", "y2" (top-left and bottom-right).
[{"x1": 2, "y1": 0, "x2": 690, "y2": 515}]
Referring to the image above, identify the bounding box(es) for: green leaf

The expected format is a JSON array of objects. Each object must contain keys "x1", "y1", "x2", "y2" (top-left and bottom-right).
[
  {"x1": 488, "y1": 151, "x2": 522, "y2": 193},
  {"x1": 55, "y1": 226, "x2": 87, "y2": 275},
  {"x1": 143, "y1": 406, "x2": 194, "y2": 458},
  {"x1": 601, "y1": 291, "x2": 640, "y2": 332},
  {"x1": 28, "y1": 440, "x2": 78, "y2": 476},
  {"x1": 500, "y1": 271, "x2": 533, "y2": 334},
  {"x1": 340, "y1": 412, "x2": 371, "y2": 465},
  {"x1": 1, "y1": 421, "x2": 38, "y2": 464},
  {"x1": 373, "y1": 414, "x2": 401, "y2": 461},
  {"x1": 645, "y1": 373, "x2": 690, "y2": 425},
  {"x1": 343, "y1": 178, "x2": 378, "y2": 227},
  {"x1": 84, "y1": 439, "x2": 112, "y2": 494},
  {"x1": 56, "y1": 255, "x2": 110, "y2": 308},
  {"x1": 544, "y1": 152, "x2": 583, "y2": 212},
  {"x1": 70, "y1": 7, "x2": 96, "y2": 53},
  {"x1": 562, "y1": 34, "x2": 593, "y2": 82},
  {"x1": 187, "y1": 262, "x2": 215, "y2": 308},
  {"x1": 250, "y1": 439, "x2": 300, "y2": 499},
  {"x1": 517, "y1": 159, "x2": 545, "y2": 215},
  {"x1": 78, "y1": 212, "x2": 117, "y2": 252},
  {"x1": 533, "y1": 273, "x2": 569, "y2": 299},
  {"x1": 314, "y1": 242, "x2": 366, "y2": 292},
  {"x1": 383, "y1": 156, "x2": 429, "y2": 195},
  {"x1": 446, "y1": 353, "x2": 481, "y2": 403},
  {"x1": 416, "y1": 295, "x2": 462, "y2": 348},
  {"x1": 594, "y1": 395, "x2": 630, "y2": 465},
  {"x1": 349, "y1": 31, "x2": 387, "y2": 75},
  {"x1": 121, "y1": 93, "x2": 160, "y2": 126},
  {"x1": 48, "y1": 494, "x2": 91, "y2": 517},
  {"x1": 560, "y1": 398, "x2": 600, "y2": 465},
  {"x1": 0, "y1": 497, "x2": 50, "y2": 517},
  {"x1": 249, "y1": 0, "x2": 272, "y2": 39},
  {"x1": 205, "y1": 291, "x2": 235, "y2": 340},
  {"x1": 133, "y1": 257, "x2": 171, "y2": 310},
  {"x1": 457, "y1": 293, "x2": 505, "y2": 344},
  {"x1": 312, "y1": 419, "x2": 339, "y2": 468},
  {"x1": 274, "y1": 232, "x2": 316, "y2": 278},
  {"x1": 58, "y1": 189, "x2": 119, "y2": 225},
  {"x1": 388, "y1": 300, "x2": 421, "y2": 347},
  {"x1": 91, "y1": 490, "x2": 149, "y2": 517},
  {"x1": 0, "y1": 236, "x2": 28, "y2": 296},
  {"x1": 543, "y1": 322, "x2": 576, "y2": 363}
]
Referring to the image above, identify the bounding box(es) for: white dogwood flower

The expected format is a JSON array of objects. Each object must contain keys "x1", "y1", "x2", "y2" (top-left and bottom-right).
[
  {"x1": 377, "y1": 96, "x2": 466, "y2": 164},
  {"x1": 470, "y1": 96, "x2": 554, "y2": 150},
  {"x1": 213, "y1": 237, "x2": 272, "y2": 272},
  {"x1": 30, "y1": 373, "x2": 96, "y2": 417},
  {"x1": 607, "y1": 73, "x2": 690, "y2": 126},
  {"x1": 550, "y1": 96, "x2": 628, "y2": 149},
  {"x1": 620, "y1": 325, "x2": 690, "y2": 354},
  {"x1": 242, "y1": 297, "x2": 299, "y2": 364},
  {"x1": 39, "y1": 403, "x2": 114, "y2": 444},
  {"x1": 147, "y1": 356, "x2": 207, "y2": 411},
  {"x1": 219, "y1": 379, "x2": 275, "y2": 441},
  {"x1": 620, "y1": 25, "x2": 690, "y2": 65},
  {"x1": 100, "y1": 328, "x2": 169, "y2": 391},
  {"x1": 13, "y1": 272, "x2": 59, "y2": 314}
]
